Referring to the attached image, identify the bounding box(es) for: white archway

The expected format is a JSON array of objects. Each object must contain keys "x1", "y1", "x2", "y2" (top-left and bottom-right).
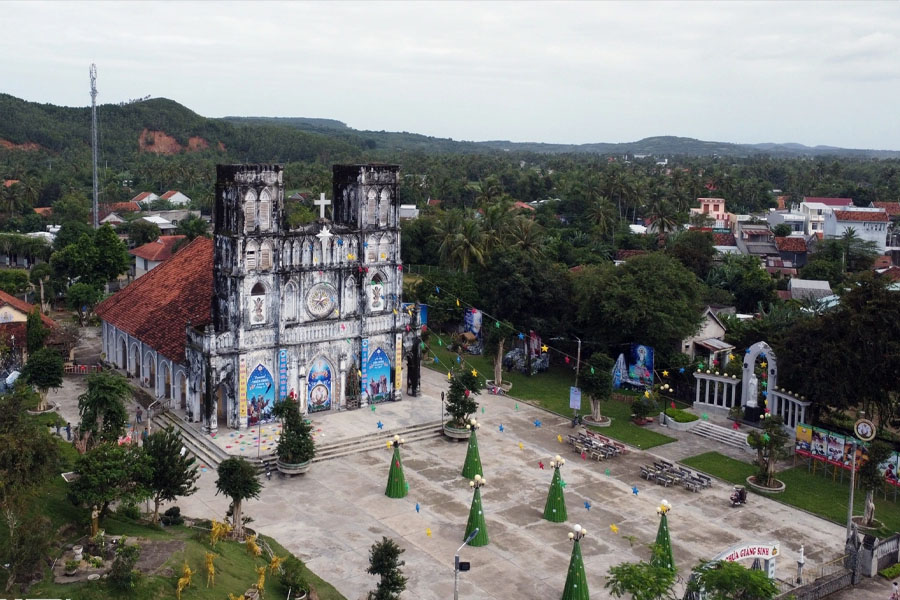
[{"x1": 740, "y1": 341, "x2": 778, "y2": 411}]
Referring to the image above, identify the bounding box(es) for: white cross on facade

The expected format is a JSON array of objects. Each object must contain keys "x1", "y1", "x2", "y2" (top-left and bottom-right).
[{"x1": 315, "y1": 193, "x2": 331, "y2": 220}]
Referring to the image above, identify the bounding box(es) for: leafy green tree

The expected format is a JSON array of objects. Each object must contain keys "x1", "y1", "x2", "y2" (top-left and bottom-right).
[
  {"x1": 175, "y1": 213, "x2": 208, "y2": 240},
  {"x1": 483, "y1": 320, "x2": 513, "y2": 388},
  {"x1": 0, "y1": 269, "x2": 29, "y2": 294},
  {"x1": 746, "y1": 415, "x2": 791, "y2": 488},
  {"x1": 21, "y1": 347, "x2": 63, "y2": 410},
  {"x1": 53, "y1": 221, "x2": 92, "y2": 251},
  {"x1": 667, "y1": 230, "x2": 716, "y2": 279},
  {"x1": 606, "y1": 544, "x2": 678, "y2": 600},
  {"x1": 29, "y1": 262, "x2": 53, "y2": 313},
  {"x1": 127, "y1": 219, "x2": 161, "y2": 247},
  {"x1": 1, "y1": 506, "x2": 54, "y2": 593},
  {"x1": 92, "y1": 223, "x2": 130, "y2": 283},
  {"x1": 580, "y1": 354, "x2": 614, "y2": 422},
  {"x1": 838, "y1": 227, "x2": 879, "y2": 272},
  {"x1": 437, "y1": 209, "x2": 485, "y2": 273},
  {"x1": 68, "y1": 443, "x2": 151, "y2": 516},
  {"x1": 771, "y1": 224, "x2": 792, "y2": 237},
  {"x1": 366, "y1": 537, "x2": 407, "y2": 600},
  {"x1": 51, "y1": 192, "x2": 91, "y2": 224},
  {"x1": 706, "y1": 254, "x2": 776, "y2": 313},
  {"x1": 686, "y1": 559, "x2": 777, "y2": 600},
  {"x1": 273, "y1": 399, "x2": 315, "y2": 464},
  {"x1": 859, "y1": 440, "x2": 893, "y2": 527},
  {"x1": 77, "y1": 371, "x2": 131, "y2": 448},
  {"x1": 0, "y1": 383, "x2": 60, "y2": 503},
  {"x1": 25, "y1": 306, "x2": 48, "y2": 353},
  {"x1": 109, "y1": 536, "x2": 142, "y2": 590},
  {"x1": 215, "y1": 457, "x2": 261, "y2": 538},
  {"x1": 66, "y1": 282, "x2": 103, "y2": 325},
  {"x1": 143, "y1": 426, "x2": 199, "y2": 523}
]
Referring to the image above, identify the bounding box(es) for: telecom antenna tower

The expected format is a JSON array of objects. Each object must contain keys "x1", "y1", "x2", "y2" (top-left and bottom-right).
[{"x1": 90, "y1": 64, "x2": 99, "y2": 229}]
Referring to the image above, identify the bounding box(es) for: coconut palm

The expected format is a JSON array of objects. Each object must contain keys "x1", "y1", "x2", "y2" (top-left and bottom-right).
[
  {"x1": 436, "y1": 210, "x2": 485, "y2": 273},
  {"x1": 584, "y1": 196, "x2": 617, "y2": 240},
  {"x1": 645, "y1": 197, "x2": 680, "y2": 248},
  {"x1": 505, "y1": 216, "x2": 546, "y2": 258}
]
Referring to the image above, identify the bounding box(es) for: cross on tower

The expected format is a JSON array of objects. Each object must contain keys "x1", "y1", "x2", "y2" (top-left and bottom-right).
[{"x1": 315, "y1": 193, "x2": 331, "y2": 220}]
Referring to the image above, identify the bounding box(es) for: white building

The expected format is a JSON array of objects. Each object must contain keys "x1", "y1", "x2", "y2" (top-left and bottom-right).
[
  {"x1": 141, "y1": 215, "x2": 176, "y2": 232},
  {"x1": 798, "y1": 197, "x2": 853, "y2": 235},
  {"x1": 766, "y1": 210, "x2": 806, "y2": 234},
  {"x1": 159, "y1": 190, "x2": 192, "y2": 206},
  {"x1": 823, "y1": 207, "x2": 889, "y2": 252},
  {"x1": 132, "y1": 192, "x2": 159, "y2": 206},
  {"x1": 129, "y1": 235, "x2": 185, "y2": 278}
]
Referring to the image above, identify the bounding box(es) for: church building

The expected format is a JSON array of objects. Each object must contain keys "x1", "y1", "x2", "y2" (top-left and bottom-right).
[{"x1": 97, "y1": 164, "x2": 414, "y2": 433}]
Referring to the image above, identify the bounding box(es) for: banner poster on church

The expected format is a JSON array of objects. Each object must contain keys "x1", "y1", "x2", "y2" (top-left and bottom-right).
[
  {"x1": 794, "y1": 424, "x2": 812, "y2": 457},
  {"x1": 825, "y1": 431, "x2": 845, "y2": 467},
  {"x1": 361, "y1": 339, "x2": 370, "y2": 402},
  {"x1": 810, "y1": 427, "x2": 828, "y2": 461},
  {"x1": 239, "y1": 359, "x2": 248, "y2": 420},
  {"x1": 246, "y1": 364, "x2": 275, "y2": 425},
  {"x1": 395, "y1": 333, "x2": 403, "y2": 392},
  {"x1": 307, "y1": 359, "x2": 332, "y2": 413},
  {"x1": 278, "y1": 350, "x2": 288, "y2": 401},
  {"x1": 366, "y1": 347, "x2": 392, "y2": 403}
]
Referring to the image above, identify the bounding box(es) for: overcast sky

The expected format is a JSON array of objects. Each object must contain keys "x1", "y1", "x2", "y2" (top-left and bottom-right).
[{"x1": 4, "y1": 1, "x2": 900, "y2": 149}]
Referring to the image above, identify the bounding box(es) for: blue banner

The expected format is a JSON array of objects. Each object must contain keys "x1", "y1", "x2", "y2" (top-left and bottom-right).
[
  {"x1": 278, "y1": 349, "x2": 288, "y2": 401},
  {"x1": 246, "y1": 364, "x2": 275, "y2": 425},
  {"x1": 361, "y1": 339, "x2": 369, "y2": 401},
  {"x1": 366, "y1": 347, "x2": 392, "y2": 404},
  {"x1": 307, "y1": 359, "x2": 332, "y2": 413}
]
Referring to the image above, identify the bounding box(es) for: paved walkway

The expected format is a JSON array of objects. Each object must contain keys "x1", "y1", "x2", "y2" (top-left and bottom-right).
[{"x1": 172, "y1": 368, "x2": 855, "y2": 600}]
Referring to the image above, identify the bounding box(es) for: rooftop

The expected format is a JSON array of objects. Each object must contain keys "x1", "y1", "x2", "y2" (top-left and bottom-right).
[
  {"x1": 96, "y1": 237, "x2": 213, "y2": 362},
  {"x1": 0, "y1": 289, "x2": 56, "y2": 328},
  {"x1": 775, "y1": 236, "x2": 807, "y2": 253},
  {"x1": 832, "y1": 210, "x2": 889, "y2": 223},
  {"x1": 873, "y1": 202, "x2": 900, "y2": 217},
  {"x1": 129, "y1": 235, "x2": 186, "y2": 262},
  {"x1": 802, "y1": 197, "x2": 853, "y2": 207}
]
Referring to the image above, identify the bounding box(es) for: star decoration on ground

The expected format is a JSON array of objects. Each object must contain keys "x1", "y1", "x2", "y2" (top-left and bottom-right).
[
  {"x1": 632, "y1": 486, "x2": 639, "y2": 495},
  {"x1": 581, "y1": 452, "x2": 586, "y2": 460},
  {"x1": 371, "y1": 404, "x2": 377, "y2": 412},
  {"x1": 584, "y1": 501, "x2": 591, "y2": 511},
  {"x1": 518, "y1": 442, "x2": 524, "y2": 450},
  {"x1": 498, "y1": 424, "x2": 504, "y2": 432},
  {"x1": 415, "y1": 503, "x2": 420, "y2": 513},
  {"x1": 534, "y1": 420, "x2": 542, "y2": 427},
  {"x1": 610, "y1": 524, "x2": 619, "y2": 534},
  {"x1": 426, "y1": 528, "x2": 432, "y2": 537},
  {"x1": 539, "y1": 461, "x2": 544, "y2": 469},
  {"x1": 557, "y1": 434, "x2": 563, "y2": 443},
  {"x1": 377, "y1": 421, "x2": 383, "y2": 429}
]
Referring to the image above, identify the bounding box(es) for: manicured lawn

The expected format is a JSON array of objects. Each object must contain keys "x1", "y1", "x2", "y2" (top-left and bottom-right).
[
  {"x1": 426, "y1": 332, "x2": 676, "y2": 450},
  {"x1": 682, "y1": 451, "x2": 900, "y2": 537}
]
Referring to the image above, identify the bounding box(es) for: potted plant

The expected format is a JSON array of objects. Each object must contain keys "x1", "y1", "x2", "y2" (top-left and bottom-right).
[
  {"x1": 280, "y1": 555, "x2": 309, "y2": 599},
  {"x1": 65, "y1": 559, "x2": 80, "y2": 576},
  {"x1": 273, "y1": 399, "x2": 315, "y2": 475},
  {"x1": 631, "y1": 395, "x2": 656, "y2": 425},
  {"x1": 443, "y1": 368, "x2": 482, "y2": 440}
]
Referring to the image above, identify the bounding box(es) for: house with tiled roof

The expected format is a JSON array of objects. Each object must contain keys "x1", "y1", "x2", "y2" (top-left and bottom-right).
[
  {"x1": 788, "y1": 278, "x2": 833, "y2": 302},
  {"x1": 0, "y1": 289, "x2": 59, "y2": 363},
  {"x1": 131, "y1": 191, "x2": 159, "y2": 205},
  {"x1": 97, "y1": 236, "x2": 213, "y2": 408},
  {"x1": 129, "y1": 235, "x2": 186, "y2": 278},
  {"x1": 873, "y1": 255, "x2": 893, "y2": 270},
  {"x1": 689, "y1": 198, "x2": 732, "y2": 229},
  {"x1": 735, "y1": 222, "x2": 778, "y2": 258},
  {"x1": 824, "y1": 207, "x2": 889, "y2": 252},
  {"x1": 775, "y1": 236, "x2": 808, "y2": 268},
  {"x1": 871, "y1": 202, "x2": 900, "y2": 219},
  {"x1": 159, "y1": 190, "x2": 191, "y2": 206},
  {"x1": 680, "y1": 306, "x2": 733, "y2": 362},
  {"x1": 33, "y1": 207, "x2": 52, "y2": 218}
]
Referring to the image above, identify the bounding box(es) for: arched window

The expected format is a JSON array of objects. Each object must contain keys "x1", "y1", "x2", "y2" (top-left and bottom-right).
[
  {"x1": 244, "y1": 190, "x2": 257, "y2": 231},
  {"x1": 250, "y1": 282, "x2": 266, "y2": 325},
  {"x1": 245, "y1": 240, "x2": 258, "y2": 270},
  {"x1": 367, "y1": 188, "x2": 377, "y2": 225},
  {"x1": 284, "y1": 281, "x2": 298, "y2": 321},
  {"x1": 259, "y1": 189, "x2": 272, "y2": 230},
  {"x1": 259, "y1": 240, "x2": 273, "y2": 270},
  {"x1": 379, "y1": 188, "x2": 391, "y2": 226}
]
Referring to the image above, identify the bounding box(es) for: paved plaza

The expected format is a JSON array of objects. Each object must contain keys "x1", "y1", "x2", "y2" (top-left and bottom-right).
[{"x1": 172, "y1": 369, "x2": 855, "y2": 600}]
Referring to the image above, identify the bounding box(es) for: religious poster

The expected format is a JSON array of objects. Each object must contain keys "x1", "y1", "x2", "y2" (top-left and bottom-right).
[
  {"x1": 612, "y1": 354, "x2": 626, "y2": 389},
  {"x1": 366, "y1": 347, "x2": 392, "y2": 403},
  {"x1": 278, "y1": 349, "x2": 288, "y2": 401},
  {"x1": 361, "y1": 338, "x2": 370, "y2": 402},
  {"x1": 855, "y1": 444, "x2": 870, "y2": 470},
  {"x1": 625, "y1": 344, "x2": 654, "y2": 386},
  {"x1": 246, "y1": 364, "x2": 275, "y2": 426},
  {"x1": 794, "y1": 424, "x2": 812, "y2": 457},
  {"x1": 842, "y1": 438, "x2": 856, "y2": 469},
  {"x1": 239, "y1": 359, "x2": 248, "y2": 421},
  {"x1": 250, "y1": 290, "x2": 266, "y2": 325},
  {"x1": 810, "y1": 428, "x2": 827, "y2": 461},
  {"x1": 369, "y1": 276, "x2": 385, "y2": 312},
  {"x1": 395, "y1": 333, "x2": 403, "y2": 392},
  {"x1": 825, "y1": 432, "x2": 845, "y2": 467},
  {"x1": 464, "y1": 309, "x2": 483, "y2": 341},
  {"x1": 879, "y1": 453, "x2": 900, "y2": 487},
  {"x1": 307, "y1": 359, "x2": 332, "y2": 413}
]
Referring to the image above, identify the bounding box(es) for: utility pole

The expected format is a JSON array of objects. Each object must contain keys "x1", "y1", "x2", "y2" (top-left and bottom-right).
[
  {"x1": 574, "y1": 336, "x2": 582, "y2": 388},
  {"x1": 90, "y1": 64, "x2": 99, "y2": 229}
]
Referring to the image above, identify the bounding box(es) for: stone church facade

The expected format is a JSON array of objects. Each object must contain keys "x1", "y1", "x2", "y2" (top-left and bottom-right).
[{"x1": 99, "y1": 164, "x2": 414, "y2": 433}]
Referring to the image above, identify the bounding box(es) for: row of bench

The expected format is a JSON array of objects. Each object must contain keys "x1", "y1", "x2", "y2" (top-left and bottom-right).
[
  {"x1": 640, "y1": 460, "x2": 712, "y2": 492},
  {"x1": 567, "y1": 431, "x2": 628, "y2": 462}
]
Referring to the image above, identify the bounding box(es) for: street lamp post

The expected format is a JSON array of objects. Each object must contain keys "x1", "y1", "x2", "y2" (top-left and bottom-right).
[
  {"x1": 574, "y1": 336, "x2": 582, "y2": 388},
  {"x1": 453, "y1": 527, "x2": 479, "y2": 600},
  {"x1": 660, "y1": 383, "x2": 671, "y2": 426}
]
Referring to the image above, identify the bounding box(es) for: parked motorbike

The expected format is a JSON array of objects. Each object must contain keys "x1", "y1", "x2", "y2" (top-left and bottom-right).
[
  {"x1": 571, "y1": 413, "x2": 584, "y2": 428},
  {"x1": 730, "y1": 485, "x2": 748, "y2": 507}
]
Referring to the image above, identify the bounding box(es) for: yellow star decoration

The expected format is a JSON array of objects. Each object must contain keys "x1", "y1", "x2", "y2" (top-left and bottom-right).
[
  {"x1": 761, "y1": 361, "x2": 768, "y2": 368},
  {"x1": 380, "y1": 253, "x2": 386, "y2": 259},
  {"x1": 644, "y1": 390, "x2": 651, "y2": 398},
  {"x1": 541, "y1": 344, "x2": 549, "y2": 352},
  {"x1": 471, "y1": 369, "x2": 478, "y2": 377},
  {"x1": 729, "y1": 353, "x2": 736, "y2": 361},
  {"x1": 347, "y1": 253, "x2": 356, "y2": 260},
  {"x1": 662, "y1": 370, "x2": 669, "y2": 377},
  {"x1": 518, "y1": 442, "x2": 524, "y2": 450},
  {"x1": 426, "y1": 528, "x2": 432, "y2": 537},
  {"x1": 557, "y1": 434, "x2": 563, "y2": 443},
  {"x1": 610, "y1": 524, "x2": 619, "y2": 534},
  {"x1": 447, "y1": 372, "x2": 452, "y2": 380},
  {"x1": 456, "y1": 298, "x2": 460, "y2": 307}
]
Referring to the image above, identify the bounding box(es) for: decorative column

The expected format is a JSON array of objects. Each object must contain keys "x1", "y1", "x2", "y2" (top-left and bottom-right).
[
  {"x1": 543, "y1": 455, "x2": 567, "y2": 523},
  {"x1": 464, "y1": 475, "x2": 489, "y2": 547},
  {"x1": 339, "y1": 354, "x2": 348, "y2": 411},
  {"x1": 385, "y1": 435, "x2": 407, "y2": 499},
  {"x1": 298, "y1": 362, "x2": 307, "y2": 415},
  {"x1": 461, "y1": 419, "x2": 483, "y2": 479},
  {"x1": 561, "y1": 524, "x2": 589, "y2": 600},
  {"x1": 651, "y1": 500, "x2": 675, "y2": 572}
]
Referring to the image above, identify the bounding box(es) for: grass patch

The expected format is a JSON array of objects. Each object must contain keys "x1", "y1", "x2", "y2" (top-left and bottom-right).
[
  {"x1": 682, "y1": 451, "x2": 900, "y2": 537},
  {"x1": 426, "y1": 332, "x2": 676, "y2": 450},
  {"x1": 665, "y1": 407, "x2": 698, "y2": 423}
]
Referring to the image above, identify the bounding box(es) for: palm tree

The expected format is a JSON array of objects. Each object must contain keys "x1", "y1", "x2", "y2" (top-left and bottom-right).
[
  {"x1": 645, "y1": 197, "x2": 679, "y2": 248},
  {"x1": 505, "y1": 216, "x2": 546, "y2": 258},
  {"x1": 584, "y1": 196, "x2": 617, "y2": 240},
  {"x1": 436, "y1": 210, "x2": 485, "y2": 273},
  {"x1": 480, "y1": 200, "x2": 512, "y2": 253},
  {"x1": 839, "y1": 227, "x2": 879, "y2": 272}
]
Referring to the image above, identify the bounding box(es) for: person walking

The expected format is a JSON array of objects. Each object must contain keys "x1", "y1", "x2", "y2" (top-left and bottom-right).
[
  {"x1": 65, "y1": 422, "x2": 71, "y2": 441},
  {"x1": 136, "y1": 406, "x2": 143, "y2": 424},
  {"x1": 891, "y1": 581, "x2": 899, "y2": 600}
]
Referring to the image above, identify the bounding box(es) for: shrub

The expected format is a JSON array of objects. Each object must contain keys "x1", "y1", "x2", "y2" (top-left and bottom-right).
[
  {"x1": 280, "y1": 556, "x2": 309, "y2": 594},
  {"x1": 665, "y1": 408, "x2": 699, "y2": 423},
  {"x1": 65, "y1": 559, "x2": 80, "y2": 573},
  {"x1": 109, "y1": 536, "x2": 142, "y2": 590},
  {"x1": 632, "y1": 396, "x2": 656, "y2": 420},
  {"x1": 879, "y1": 563, "x2": 900, "y2": 579},
  {"x1": 161, "y1": 506, "x2": 184, "y2": 526},
  {"x1": 89, "y1": 555, "x2": 104, "y2": 568},
  {"x1": 116, "y1": 502, "x2": 141, "y2": 520}
]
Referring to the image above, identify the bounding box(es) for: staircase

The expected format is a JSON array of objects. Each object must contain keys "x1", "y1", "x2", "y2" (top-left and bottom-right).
[
  {"x1": 691, "y1": 421, "x2": 753, "y2": 451},
  {"x1": 153, "y1": 410, "x2": 444, "y2": 473}
]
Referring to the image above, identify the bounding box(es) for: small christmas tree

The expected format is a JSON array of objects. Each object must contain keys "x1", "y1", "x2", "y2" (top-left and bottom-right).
[
  {"x1": 561, "y1": 524, "x2": 589, "y2": 600},
  {"x1": 464, "y1": 475, "x2": 489, "y2": 547},
  {"x1": 461, "y1": 419, "x2": 483, "y2": 478},
  {"x1": 385, "y1": 435, "x2": 407, "y2": 499},
  {"x1": 445, "y1": 368, "x2": 483, "y2": 427},
  {"x1": 543, "y1": 455, "x2": 567, "y2": 523},
  {"x1": 651, "y1": 500, "x2": 675, "y2": 572}
]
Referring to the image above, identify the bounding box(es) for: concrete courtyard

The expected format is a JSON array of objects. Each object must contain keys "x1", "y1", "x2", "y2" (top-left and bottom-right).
[{"x1": 172, "y1": 369, "x2": 853, "y2": 600}]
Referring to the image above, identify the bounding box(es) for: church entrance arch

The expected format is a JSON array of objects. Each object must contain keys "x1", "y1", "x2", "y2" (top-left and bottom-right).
[
  {"x1": 143, "y1": 352, "x2": 156, "y2": 390},
  {"x1": 118, "y1": 337, "x2": 127, "y2": 370},
  {"x1": 306, "y1": 356, "x2": 334, "y2": 413},
  {"x1": 215, "y1": 383, "x2": 227, "y2": 423}
]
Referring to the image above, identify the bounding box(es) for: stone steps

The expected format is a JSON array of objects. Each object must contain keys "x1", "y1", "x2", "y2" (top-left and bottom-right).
[
  {"x1": 692, "y1": 420, "x2": 753, "y2": 451},
  {"x1": 153, "y1": 410, "x2": 230, "y2": 470}
]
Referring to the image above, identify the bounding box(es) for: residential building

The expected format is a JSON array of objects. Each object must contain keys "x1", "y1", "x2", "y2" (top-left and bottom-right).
[
  {"x1": 798, "y1": 197, "x2": 853, "y2": 235},
  {"x1": 735, "y1": 222, "x2": 778, "y2": 258},
  {"x1": 680, "y1": 306, "x2": 734, "y2": 363},
  {"x1": 690, "y1": 198, "x2": 732, "y2": 229},
  {"x1": 774, "y1": 236, "x2": 809, "y2": 268},
  {"x1": 767, "y1": 210, "x2": 806, "y2": 234},
  {"x1": 159, "y1": 190, "x2": 192, "y2": 206},
  {"x1": 0, "y1": 289, "x2": 59, "y2": 362},
  {"x1": 129, "y1": 235, "x2": 186, "y2": 278},
  {"x1": 144, "y1": 209, "x2": 200, "y2": 228},
  {"x1": 823, "y1": 207, "x2": 889, "y2": 252},
  {"x1": 788, "y1": 278, "x2": 833, "y2": 302},
  {"x1": 398, "y1": 204, "x2": 419, "y2": 220},
  {"x1": 141, "y1": 215, "x2": 176, "y2": 232},
  {"x1": 132, "y1": 192, "x2": 159, "y2": 206}
]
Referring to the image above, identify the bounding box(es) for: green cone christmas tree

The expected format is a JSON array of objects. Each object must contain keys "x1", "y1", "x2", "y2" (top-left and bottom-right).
[
  {"x1": 561, "y1": 524, "x2": 589, "y2": 600},
  {"x1": 464, "y1": 475, "x2": 489, "y2": 547},
  {"x1": 461, "y1": 419, "x2": 483, "y2": 479},
  {"x1": 543, "y1": 455, "x2": 567, "y2": 523},
  {"x1": 385, "y1": 435, "x2": 407, "y2": 499},
  {"x1": 651, "y1": 500, "x2": 675, "y2": 571}
]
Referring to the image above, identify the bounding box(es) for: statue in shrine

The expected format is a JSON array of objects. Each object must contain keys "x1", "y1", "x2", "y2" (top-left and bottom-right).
[
  {"x1": 747, "y1": 374, "x2": 759, "y2": 408},
  {"x1": 91, "y1": 505, "x2": 99, "y2": 537}
]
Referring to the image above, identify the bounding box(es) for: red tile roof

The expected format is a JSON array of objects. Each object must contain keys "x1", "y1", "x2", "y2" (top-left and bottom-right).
[
  {"x1": 129, "y1": 235, "x2": 186, "y2": 262},
  {"x1": 775, "y1": 237, "x2": 807, "y2": 252},
  {"x1": 873, "y1": 202, "x2": 900, "y2": 217},
  {"x1": 804, "y1": 197, "x2": 853, "y2": 207},
  {"x1": 160, "y1": 190, "x2": 180, "y2": 200},
  {"x1": 33, "y1": 207, "x2": 53, "y2": 217},
  {"x1": 615, "y1": 249, "x2": 647, "y2": 261},
  {"x1": 879, "y1": 266, "x2": 900, "y2": 282},
  {"x1": 96, "y1": 237, "x2": 213, "y2": 362},
  {"x1": 873, "y1": 255, "x2": 892, "y2": 269},
  {"x1": 0, "y1": 289, "x2": 57, "y2": 328},
  {"x1": 512, "y1": 201, "x2": 536, "y2": 211},
  {"x1": 712, "y1": 233, "x2": 736, "y2": 246},
  {"x1": 427, "y1": 198, "x2": 441, "y2": 206},
  {"x1": 3, "y1": 179, "x2": 20, "y2": 188},
  {"x1": 108, "y1": 201, "x2": 141, "y2": 213},
  {"x1": 131, "y1": 192, "x2": 154, "y2": 203},
  {"x1": 833, "y1": 210, "x2": 889, "y2": 222}
]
